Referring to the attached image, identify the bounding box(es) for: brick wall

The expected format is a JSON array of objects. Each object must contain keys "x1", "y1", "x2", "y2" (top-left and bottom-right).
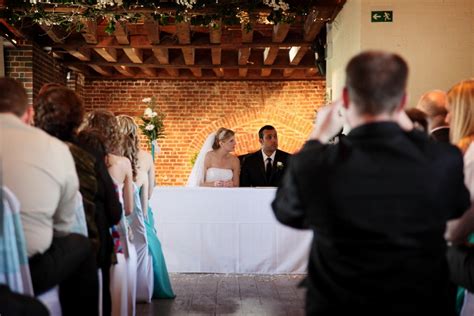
[
  {"x1": 4, "y1": 40, "x2": 66, "y2": 104},
  {"x1": 83, "y1": 79, "x2": 326, "y2": 186}
]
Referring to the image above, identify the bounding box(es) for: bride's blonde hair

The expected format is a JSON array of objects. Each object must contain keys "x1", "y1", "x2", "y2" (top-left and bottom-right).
[{"x1": 212, "y1": 127, "x2": 235, "y2": 150}]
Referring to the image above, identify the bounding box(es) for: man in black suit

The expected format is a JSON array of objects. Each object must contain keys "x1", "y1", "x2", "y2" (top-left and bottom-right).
[
  {"x1": 272, "y1": 51, "x2": 470, "y2": 315},
  {"x1": 416, "y1": 90, "x2": 450, "y2": 142},
  {"x1": 240, "y1": 125, "x2": 290, "y2": 187}
]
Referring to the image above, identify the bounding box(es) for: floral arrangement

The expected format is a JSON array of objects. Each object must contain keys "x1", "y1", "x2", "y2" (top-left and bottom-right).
[
  {"x1": 3, "y1": 0, "x2": 316, "y2": 37},
  {"x1": 276, "y1": 161, "x2": 284, "y2": 170},
  {"x1": 139, "y1": 96, "x2": 165, "y2": 144}
]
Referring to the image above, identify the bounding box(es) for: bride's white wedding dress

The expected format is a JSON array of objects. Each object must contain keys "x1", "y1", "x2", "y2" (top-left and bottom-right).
[{"x1": 205, "y1": 167, "x2": 233, "y2": 183}]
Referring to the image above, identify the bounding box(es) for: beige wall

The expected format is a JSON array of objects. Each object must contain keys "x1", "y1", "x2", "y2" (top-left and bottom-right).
[{"x1": 328, "y1": 0, "x2": 474, "y2": 105}]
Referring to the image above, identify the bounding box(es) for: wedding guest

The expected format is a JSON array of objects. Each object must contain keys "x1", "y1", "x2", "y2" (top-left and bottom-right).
[
  {"x1": 0, "y1": 77, "x2": 99, "y2": 315},
  {"x1": 240, "y1": 125, "x2": 290, "y2": 187},
  {"x1": 405, "y1": 108, "x2": 428, "y2": 133},
  {"x1": 82, "y1": 110, "x2": 137, "y2": 316},
  {"x1": 416, "y1": 90, "x2": 450, "y2": 142},
  {"x1": 117, "y1": 115, "x2": 175, "y2": 299},
  {"x1": 34, "y1": 86, "x2": 122, "y2": 316},
  {"x1": 442, "y1": 79, "x2": 474, "y2": 314},
  {"x1": 272, "y1": 52, "x2": 469, "y2": 315}
]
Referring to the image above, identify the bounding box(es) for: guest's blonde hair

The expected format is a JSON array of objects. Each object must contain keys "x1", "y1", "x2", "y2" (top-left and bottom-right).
[
  {"x1": 447, "y1": 79, "x2": 474, "y2": 152},
  {"x1": 117, "y1": 115, "x2": 139, "y2": 180},
  {"x1": 212, "y1": 127, "x2": 235, "y2": 150}
]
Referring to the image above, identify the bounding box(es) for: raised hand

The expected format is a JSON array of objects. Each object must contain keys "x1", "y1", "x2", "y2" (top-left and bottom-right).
[{"x1": 309, "y1": 100, "x2": 345, "y2": 143}]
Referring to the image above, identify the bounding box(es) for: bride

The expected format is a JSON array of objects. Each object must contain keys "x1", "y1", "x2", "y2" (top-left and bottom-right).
[{"x1": 187, "y1": 127, "x2": 240, "y2": 187}]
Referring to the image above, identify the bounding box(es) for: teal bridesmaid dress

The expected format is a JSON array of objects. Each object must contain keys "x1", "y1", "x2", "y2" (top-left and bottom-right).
[{"x1": 145, "y1": 205, "x2": 175, "y2": 299}]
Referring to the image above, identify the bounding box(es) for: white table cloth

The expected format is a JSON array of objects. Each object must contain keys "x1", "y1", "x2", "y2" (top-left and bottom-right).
[{"x1": 150, "y1": 187, "x2": 312, "y2": 274}]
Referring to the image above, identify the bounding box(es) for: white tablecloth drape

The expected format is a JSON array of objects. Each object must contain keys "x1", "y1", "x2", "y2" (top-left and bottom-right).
[{"x1": 150, "y1": 187, "x2": 312, "y2": 274}]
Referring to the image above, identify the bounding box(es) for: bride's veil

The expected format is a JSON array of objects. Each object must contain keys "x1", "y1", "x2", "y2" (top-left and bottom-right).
[{"x1": 187, "y1": 132, "x2": 216, "y2": 187}]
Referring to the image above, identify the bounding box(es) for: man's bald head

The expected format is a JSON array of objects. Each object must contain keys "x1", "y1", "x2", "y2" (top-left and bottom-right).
[{"x1": 416, "y1": 90, "x2": 448, "y2": 130}]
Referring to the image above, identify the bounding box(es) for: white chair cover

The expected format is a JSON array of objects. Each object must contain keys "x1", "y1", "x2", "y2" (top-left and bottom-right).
[
  {"x1": 1, "y1": 186, "x2": 62, "y2": 315},
  {"x1": 0, "y1": 187, "x2": 34, "y2": 295}
]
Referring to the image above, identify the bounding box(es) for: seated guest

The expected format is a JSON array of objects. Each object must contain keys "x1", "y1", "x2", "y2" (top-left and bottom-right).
[
  {"x1": 187, "y1": 127, "x2": 240, "y2": 187},
  {"x1": 0, "y1": 77, "x2": 99, "y2": 315},
  {"x1": 34, "y1": 87, "x2": 121, "y2": 316},
  {"x1": 240, "y1": 125, "x2": 290, "y2": 187},
  {"x1": 405, "y1": 108, "x2": 428, "y2": 133},
  {"x1": 416, "y1": 90, "x2": 450, "y2": 142}
]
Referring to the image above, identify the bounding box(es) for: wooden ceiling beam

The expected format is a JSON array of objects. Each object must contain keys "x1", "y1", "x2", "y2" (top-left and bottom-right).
[
  {"x1": 94, "y1": 47, "x2": 117, "y2": 62},
  {"x1": 39, "y1": 24, "x2": 65, "y2": 43},
  {"x1": 190, "y1": 68, "x2": 202, "y2": 77},
  {"x1": 211, "y1": 48, "x2": 221, "y2": 65},
  {"x1": 176, "y1": 22, "x2": 191, "y2": 44},
  {"x1": 54, "y1": 37, "x2": 312, "y2": 50},
  {"x1": 152, "y1": 48, "x2": 169, "y2": 64},
  {"x1": 182, "y1": 47, "x2": 195, "y2": 65},
  {"x1": 165, "y1": 68, "x2": 179, "y2": 77},
  {"x1": 123, "y1": 48, "x2": 143, "y2": 63},
  {"x1": 263, "y1": 47, "x2": 279, "y2": 65},
  {"x1": 213, "y1": 68, "x2": 224, "y2": 77},
  {"x1": 304, "y1": 7, "x2": 335, "y2": 42},
  {"x1": 261, "y1": 69, "x2": 272, "y2": 77},
  {"x1": 289, "y1": 46, "x2": 309, "y2": 65},
  {"x1": 305, "y1": 67, "x2": 318, "y2": 76},
  {"x1": 144, "y1": 17, "x2": 160, "y2": 44},
  {"x1": 114, "y1": 21, "x2": 129, "y2": 45},
  {"x1": 66, "y1": 54, "x2": 316, "y2": 69},
  {"x1": 114, "y1": 65, "x2": 135, "y2": 77},
  {"x1": 238, "y1": 48, "x2": 251, "y2": 65},
  {"x1": 239, "y1": 69, "x2": 248, "y2": 77},
  {"x1": 80, "y1": 19, "x2": 97, "y2": 44},
  {"x1": 241, "y1": 24, "x2": 254, "y2": 43},
  {"x1": 283, "y1": 68, "x2": 294, "y2": 77},
  {"x1": 141, "y1": 67, "x2": 157, "y2": 77},
  {"x1": 68, "y1": 47, "x2": 91, "y2": 61},
  {"x1": 209, "y1": 20, "x2": 222, "y2": 44},
  {"x1": 272, "y1": 22, "x2": 291, "y2": 43},
  {"x1": 89, "y1": 65, "x2": 113, "y2": 76}
]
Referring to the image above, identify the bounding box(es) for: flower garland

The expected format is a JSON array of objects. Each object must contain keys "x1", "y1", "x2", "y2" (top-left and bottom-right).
[{"x1": 5, "y1": 0, "x2": 308, "y2": 37}]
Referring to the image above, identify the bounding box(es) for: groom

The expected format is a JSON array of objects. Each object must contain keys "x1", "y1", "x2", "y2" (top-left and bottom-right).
[{"x1": 240, "y1": 125, "x2": 290, "y2": 187}]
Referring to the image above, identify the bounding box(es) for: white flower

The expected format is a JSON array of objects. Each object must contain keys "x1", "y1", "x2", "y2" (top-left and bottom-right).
[
  {"x1": 151, "y1": 111, "x2": 158, "y2": 118},
  {"x1": 142, "y1": 97, "x2": 152, "y2": 103},
  {"x1": 276, "y1": 161, "x2": 284, "y2": 169},
  {"x1": 145, "y1": 124, "x2": 155, "y2": 131},
  {"x1": 143, "y1": 107, "x2": 153, "y2": 117}
]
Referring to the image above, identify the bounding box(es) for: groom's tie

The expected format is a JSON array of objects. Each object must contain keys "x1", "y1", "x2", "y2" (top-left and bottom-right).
[{"x1": 265, "y1": 157, "x2": 273, "y2": 183}]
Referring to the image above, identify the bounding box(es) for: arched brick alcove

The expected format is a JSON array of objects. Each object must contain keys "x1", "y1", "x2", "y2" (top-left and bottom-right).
[{"x1": 82, "y1": 79, "x2": 326, "y2": 186}]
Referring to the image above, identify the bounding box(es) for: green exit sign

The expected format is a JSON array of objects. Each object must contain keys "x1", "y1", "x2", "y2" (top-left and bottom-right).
[{"x1": 371, "y1": 11, "x2": 393, "y2": 22}]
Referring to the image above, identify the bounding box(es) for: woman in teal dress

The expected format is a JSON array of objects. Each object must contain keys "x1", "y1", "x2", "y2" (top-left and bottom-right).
[{"x1": 117, "y1": 115, "x2": 175, "y2": 299}]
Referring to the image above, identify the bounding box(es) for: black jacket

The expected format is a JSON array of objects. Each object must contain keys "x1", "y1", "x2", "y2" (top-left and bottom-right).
[
  {"x1": 240, "y1": 149, "x2": 290, "y2": 187},
  {"x1": 272, "y1": 122, "x2": 469, "y2": 315}
]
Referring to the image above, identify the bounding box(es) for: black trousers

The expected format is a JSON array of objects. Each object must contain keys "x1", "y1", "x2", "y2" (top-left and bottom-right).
[
  {"x1": 0, "y1": 284, "x2": 49, "y2": 316},
  {"x1": 29, "y1": 233, "x2": 99, "y2": 316}
]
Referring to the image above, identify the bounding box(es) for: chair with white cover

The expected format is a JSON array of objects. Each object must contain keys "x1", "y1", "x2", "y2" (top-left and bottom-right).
[{"x1": 0, "y1": 186, "x2": 61, "y2": 315}]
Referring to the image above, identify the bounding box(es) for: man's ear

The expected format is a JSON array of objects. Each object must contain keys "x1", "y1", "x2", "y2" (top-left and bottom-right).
[
  {"x1": 20, "y1": 106, "x2": 35, "y2": 125},
  {"x1": 395, "y1": 93, "x2": 408, "y2": 113},
  {"x1": 342, "y1": 87, "x2": 350, "y2": 110},
  {"x1": 258, "y1": 138, "x2": 264, "y2": 146}
]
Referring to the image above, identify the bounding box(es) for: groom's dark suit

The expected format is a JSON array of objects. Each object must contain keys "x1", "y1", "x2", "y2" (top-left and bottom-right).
[
  {"x1": 240, "y1": 149, "x2": 290, "y2": 187},
  {"x1": 272, "y1": 122, "x2": 470, "y2": 315}
]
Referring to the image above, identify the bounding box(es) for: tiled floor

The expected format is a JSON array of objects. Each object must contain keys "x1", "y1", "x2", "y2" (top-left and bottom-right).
[{"x1": 136, "y1": 273, "x2": 306, "y2": 316}]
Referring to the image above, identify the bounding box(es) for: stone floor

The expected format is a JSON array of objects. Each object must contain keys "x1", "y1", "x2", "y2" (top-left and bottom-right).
[{"x1": 136, "y1": 273, "x2": 306, "y2": 316}]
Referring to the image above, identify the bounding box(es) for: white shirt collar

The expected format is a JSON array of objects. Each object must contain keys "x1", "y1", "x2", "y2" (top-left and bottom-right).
[
  {"x1": 261, "y1": 149, "x2": 276, "y2": 164},
  {"x1": 430, "y1": 126, "x2": 449, "y2": 133}
]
